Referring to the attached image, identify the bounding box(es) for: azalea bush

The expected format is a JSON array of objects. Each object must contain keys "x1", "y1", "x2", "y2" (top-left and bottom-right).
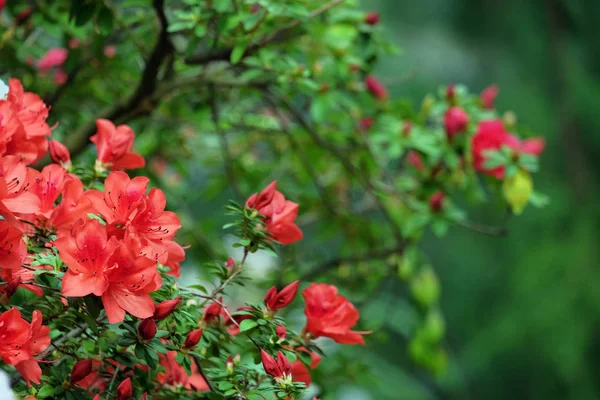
[{"x1": 0, "y1": 0, "x2": 547, "y2": 399}]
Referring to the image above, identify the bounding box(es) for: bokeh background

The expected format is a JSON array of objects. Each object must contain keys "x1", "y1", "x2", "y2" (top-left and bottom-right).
[{"x1": 358, "y1": 0, "x2": 600, "y2": 399}]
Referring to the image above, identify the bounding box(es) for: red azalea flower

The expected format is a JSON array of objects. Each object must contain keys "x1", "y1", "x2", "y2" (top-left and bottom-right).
[
  {"x1": 0, "y1": 308, "x2": 50, "y2": 386},
  {"x1": 90, "y1": 119, "x2": 145, "y2": 170},
  {"x1": 0, "y1": 220, "x2": 27, "y2": 270},
  {"x1": 359, "y1": 117, "x2": 373, "y2": 131},
  {"x1": 364, "y1": 11, "x2": 380, "y2": 25},
  {"x1": 116, "y1": 377, "x2": 132, "y2": 400},
  {"x1": 55, "y1": 218, "x2": 119, "y2": 297},
  {"x1": 157, "y1": 351, "x2": 209, "y2": 391},
  {"x1": 364, "y1": 75, "x2": 388, "y2": 101},
  {"x1": 183, "y1": 328, "x2": 203, "y2": 349},
  {"x1": 100, "y1": 243, "x2": 160, "y2": 323},
  {"x1": 261, "y1": 349, "x2": 291, "y2": 380},
  {"x1": 48, "y1": 139, "x2": 71, "y2": 167},
  {"x1": 245, "y1": 181, "x2": 303, "y2": 245},
  {"x1": 444, "y1": 107, "x2": 469, "y2": 139},
  {"x1": 138, "y1": 318, "x2": 157, "y2": 340},
  {"x1": 48, "y1": 176, "x2": 93, "y2": 234},
  {"x1": 264, "y1": 280, "x2": 299, "y2": 311},
  {"x1": 154, "y1": 296, "x2": 182, "y2": 320},
  {"x1": 407, "y1": 151, "x2": 425, "y2": 171},
  {"x1": 302, "y1": 283, "x2": 370, "y2": 345},
  {"x1": 481, "y1": 85, "x2": 499, "y2": 109},
  {"x1": 202, "y1": 298, "x2": 223, "y2": 323},
  {"x1": 3, "y1": 79, "x2": 52, "y2": 163},
  {"x1": 276, "y1": 325, "x2": 287, "y2": 340},
  {"x1": 0, "y1": 156, "x2": 40, "y2": 223},
  {"x1": 70, "y1": 359, "x2": 94, "y2": 383},
  {"x1": 429, "y1": 191, "x2": 445, "y2": 213},
  {"x1": 27, "y1": 164, "x2": 68, "y2": 219},
  {"x1": 37, "y1": 48, "x2": 68, "y2": 72},
  {"x1": 471, "y1": 119, "x2": 545, "y2": 179}
]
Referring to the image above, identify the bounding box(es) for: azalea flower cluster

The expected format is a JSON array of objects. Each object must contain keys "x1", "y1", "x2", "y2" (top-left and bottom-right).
[{"x1": 0, "y1": 79, "x2": 367, "y2": 399}]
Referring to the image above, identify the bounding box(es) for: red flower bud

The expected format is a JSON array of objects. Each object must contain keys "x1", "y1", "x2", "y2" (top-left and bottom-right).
[
  {"x1": 444, "y1": 107, "x2": 469, "y2": 139},
  {"x1": 138, "y1": 318, "x2": 156, "y2": 340},
  {"x1": 225, "y1": 257, "x2": 235, "y2": 270},
  {"x1": 5, "y1": 277, "x2": 20, "y2": 299},
  {"x1": 360, "y1": 117, "x2": 373, "y2": 131},
  {"x1": 364, "y1": 12, "x2": 380, "y2": 25},
  {"x1": 446, "y1": 84, "x2": 455, "y2": 101},
  {"x1": 402, "y1": 121, "x2": 413, "y2": 136},
  {"x1": 276, "y1": 325, "x2": 287, "y2": 340},
  {"x1": 226, "y1": 355, "x2": 235, "y2": 373},
  {"x1": 184, "y1": 328, "x2": 203, "y2": 349},
  {"x1": 481, "y1": 85, "x2": 499, "y2": 109},
  {"x1": 365, "y1": 75, "x2": 388, "y2": 101},
  {"x1": 0, "y1": 0, "x2": 5, "y2": 12},
  {"x1": 153, "y1": 296, "x2": 182, "y2": 320},
  {"x1": 429, "y1": 191, "x2": 445, "y2": 213},
  {"x1": 203, "y1": 297, "x2": 223, "y2": 322},
  {"x1": 70, "y1": 359, "x2": 93, "y2": 383},
  {"x1": 264, "y1": 281, "x2": 299, "y2": 311},
  {"x1": 92, "y1": 396, "x2": 101, "y2": 400},
  {"x1": 261, "y1": 349, "x2": 291, "y2": 378},
  {"x1": 407, "y1": 151, "x2": 425, "y2": 171},
  {"x1": 117, "y1": 378, "x2": 132, "y2": 400}
]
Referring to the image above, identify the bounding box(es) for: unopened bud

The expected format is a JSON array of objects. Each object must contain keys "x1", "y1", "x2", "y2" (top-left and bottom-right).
[
  {"x1": 138, "y1": 318, "x2": 157, "y2": 340},
  {"x1": 70, "y1": 359, "x2": 93, "y2": 383}
]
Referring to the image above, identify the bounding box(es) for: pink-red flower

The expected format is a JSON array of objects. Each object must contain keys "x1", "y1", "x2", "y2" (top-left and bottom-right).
[
  {"x1": 55, "y1": 218, "x2": 160, "y2": 323},
  {"x1": 117, "y1": 377, "x2": 132, "y2": 400},
  {"x1": 70, "y1": 359, "x2": 94, "y2": 383},
  {"x1": 429, "y1": 191, "x2": 445, "y2": 213},
  {"x1": 365, "y1": 75, "x2": 388, "y2": 101},
  {"x1": 0, "y1": 308, "x2": 50, "y2": 386},
  {"x1": 261, "y1": 349, "x2": 291, "y2": 380},
  {"x1": 202, "y1": 297, "x2": 223, "y2": 323},
  {"x1": 48, "y1": 139, "x2": 71, "y2": 168},
  {"x1": 138, "y1": 318, "x2": 157, "y2": 340},
  {"x1": 264, "y1": 280, "x2": 299, "y2": 311},
  {"x1": 37, "y1": 48, "x2": 68, "y2": 72},
  {"x1": 245, "y1": 181, "x2": 303, "y2": 245},
  {"x1": 472, "y1": 120, "x2": 545, "y2": 179},
  {"x1": 302, "y1": 283, "x2": 369, "y2": 345},
  {"x1": 154, "y1": 296, "x2": 182, "y2": 320},
  {"x1": 364, "y1": 12, "x2": 380, "y2": 25},
  {"x1": 407, "y1": 151, "x2": 424, "y2": 171},
  {"x1": 0, "y1": 156, "x2": 40, "y2": 223},
  {"x1": 0, "y1": 220, "x2": 27, "y2": 270},
  {"x1": 90, "y1": 119, "x2": 145, "y2": 170},
  {"x1": 0, "y1": 79, "x2": 52, "y2": 163},
  {"x1": 444, "y1": 107, "x2": 469, "y2": 139},
  {"x1": 157, "y1": 351, "x2": 209, "y2": 391},
  {"x1": 184, "y1": 328, "x2": 203, "y2": 349},
  {"x1": 481, "y1": 85, "x2": 499, "y2": 109}
]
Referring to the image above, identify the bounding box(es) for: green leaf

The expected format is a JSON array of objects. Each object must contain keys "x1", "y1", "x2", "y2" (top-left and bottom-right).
[
  {"x1": 239, "y1": 319, "x2": 258, "y2": 332},
  {"x1": 97, "y1": 6, "x2": 114, "y2": 36},
  {"x1": 37, "y1": 385, "x2": 55, "y2": 398},
  {"x1": 84, "y1": 295, "x2": 102, "y2": 320},
  {"x1": 231, "y1": 41, "x2": 248, "y2": 64}
]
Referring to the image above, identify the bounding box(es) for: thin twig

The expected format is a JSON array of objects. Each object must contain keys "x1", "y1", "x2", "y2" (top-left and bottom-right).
[
  {"x1": 210, "y1": 85, "x2": 242, "y2": 201},
  {"x1": 457, "y1": 220, "x2": 508, "y2": 236},
  {"x1": 185, "y1": 0, "x2": 346, "y2": 64}
]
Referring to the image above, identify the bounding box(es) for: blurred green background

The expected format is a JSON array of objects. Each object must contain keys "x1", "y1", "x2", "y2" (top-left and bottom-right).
[{"x1": 356, "y1": 0, "x2": 600, "y2": 399}]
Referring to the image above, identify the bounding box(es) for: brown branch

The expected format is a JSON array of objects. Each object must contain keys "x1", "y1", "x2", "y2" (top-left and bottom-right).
[
  {"x1": 185, "y1": 0, "x2": 346, "y2": 65},
  {"x1": 264, "y1": 88, "x2": 406, "y2": 247},
  {"x1": 457, "y1": 220, "x2": 508, "y2": 236},
  {"x1": 210, "y1": 85, "x2": 242, "y2": 201},
  {"x1": 65, "y1": 0, "x2": 174, "y2": 158}
]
